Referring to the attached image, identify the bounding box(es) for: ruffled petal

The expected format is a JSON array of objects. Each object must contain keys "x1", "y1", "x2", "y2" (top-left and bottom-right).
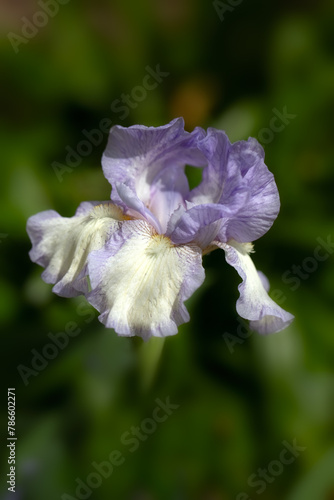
[
  {"x1": 220, "y1": 138, "x2": 280, "y2": 242},
  {"x1": 26, "y1": 202, "x2": 126, "y2": 297},
  {"x1": 218, "y1": 239, "x2": 294, "y2": 334},
  {"x1": 102, "y1": 118, "x2": 206, "y2": 229},
  {"x1": 193, "y1": 129, "x2": 280, "y2": 242},
  {"x1": 87, "y1": 220, "x2": 205, "y2": 340}
]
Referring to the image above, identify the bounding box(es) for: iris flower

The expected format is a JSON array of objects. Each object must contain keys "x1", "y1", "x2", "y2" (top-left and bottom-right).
[{"x1": 27, "y1": 118, "x2": 294, "y2": 340}]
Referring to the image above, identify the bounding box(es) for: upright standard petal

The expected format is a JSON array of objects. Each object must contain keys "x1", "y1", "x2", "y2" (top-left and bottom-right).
[
  {"x1": 193, "y1": 129, "x2": 280, "y2": 243},
  {"x1": 190, "y1": 128, "x2": 230, "y2": 204},
  {"x1": 218, "y1": 240, "x2": 294, "y2": 334},
  {"x1": 87, "y1": 220, "x2": 205, "y2": 340},
  {"x1": 220, "y1": 138, "x2": 280, "y2": 242},
  {"x1": 102, "y1": 118, "x2": 206, "y2": 230},
  {"x1": 26, "y1": 202, "x2": 127, "y2": 297}
]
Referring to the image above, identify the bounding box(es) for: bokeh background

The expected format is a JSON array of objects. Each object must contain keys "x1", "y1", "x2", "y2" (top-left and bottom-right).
[{"x1": 1, "y1": 0, "x2": 334, "y2": 499}]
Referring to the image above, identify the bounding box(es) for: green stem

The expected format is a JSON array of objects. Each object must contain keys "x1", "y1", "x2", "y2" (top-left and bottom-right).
[{"x1": 137, "y1": 337, "x2": 166, "y2": 392}]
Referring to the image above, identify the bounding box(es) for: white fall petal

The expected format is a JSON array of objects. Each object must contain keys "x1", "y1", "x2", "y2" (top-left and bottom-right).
[
  {"x1": 220, "y1": 239, "x2": 294, "y2": 334},
  {"x1": 87, "y1": 220, "x2": 205, "y2": 340},
  {"x1": 27, "y1": 202, "x2": 127, "y2": 297}
]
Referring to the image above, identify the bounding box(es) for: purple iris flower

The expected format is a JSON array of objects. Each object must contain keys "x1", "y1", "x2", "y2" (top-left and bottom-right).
[{"x1": 27, "y1": 118, "x2": 294, "y2": 340}]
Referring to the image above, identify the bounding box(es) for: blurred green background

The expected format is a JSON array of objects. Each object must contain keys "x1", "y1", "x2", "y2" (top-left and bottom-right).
[{"x1": 1, "y1": 0, "x2": 334, "y2": 499}]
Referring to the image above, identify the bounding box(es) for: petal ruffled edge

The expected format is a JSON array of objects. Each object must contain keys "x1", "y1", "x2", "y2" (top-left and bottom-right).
[
  {"x1": 26, "y1": 201, "x2": 125, "y2": 297},
  {"x1": 217, "y1": 239, "x2": 294, "y2": 334},
  {"x1": 221, "y1": 137, "x2": 281, "y2": 242},
  {"x1": 193, "y1": 129, "x2": 280, "y2": 243},
  {"x1": 102, "y1": 117, "x2": 206, "y2": 206}
]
